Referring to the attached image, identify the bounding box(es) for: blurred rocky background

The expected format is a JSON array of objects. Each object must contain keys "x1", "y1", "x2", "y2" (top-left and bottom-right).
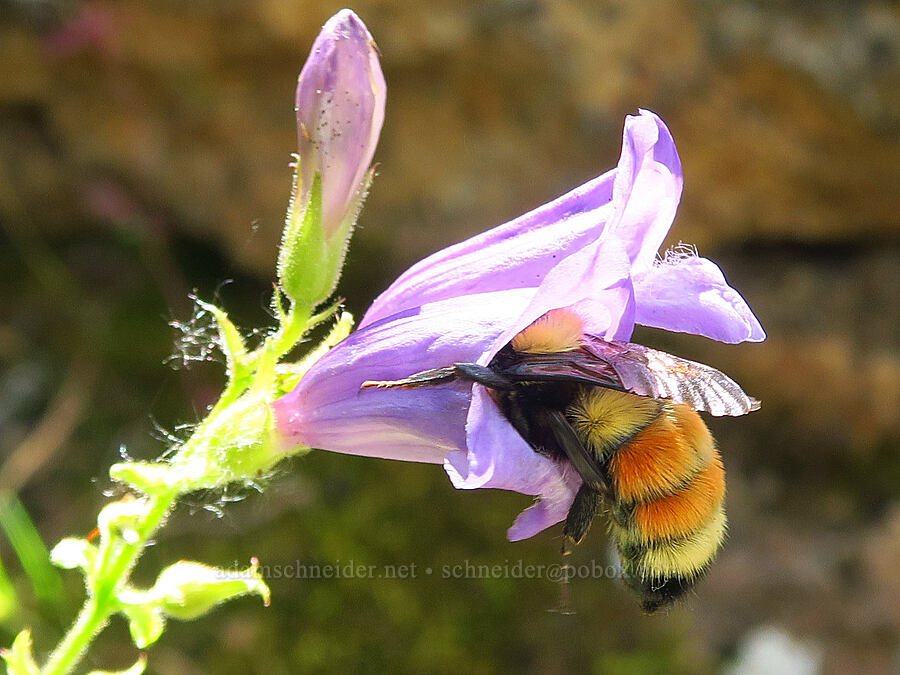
[{"x1": 0, "y1": 0, "x2": 897, "y2": 673}]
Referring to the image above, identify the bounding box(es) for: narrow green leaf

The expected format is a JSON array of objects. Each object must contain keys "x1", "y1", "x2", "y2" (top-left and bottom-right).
[
  {"x1": 0, "y1": 550, "x2": 17, "y2": 621},
  {"x1": 0, "y1": 491, "x2": 62, "y2": 606}
]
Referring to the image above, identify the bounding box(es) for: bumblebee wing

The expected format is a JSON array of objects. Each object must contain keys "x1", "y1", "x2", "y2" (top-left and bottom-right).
[
  {"x1": 581, "y1": 338, "x2": 760, "y2": 417},
  {"x1": 505, "y1": 340, "x2": 758, "y2": 417},
  {"x1": 501, "y1": 353, "x2": 623, "y2": 390}
]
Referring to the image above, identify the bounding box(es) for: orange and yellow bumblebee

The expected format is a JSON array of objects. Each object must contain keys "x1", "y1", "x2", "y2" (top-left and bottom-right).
[{"x1": 364, "y1": 309, "x2": 759, "y2": 612}]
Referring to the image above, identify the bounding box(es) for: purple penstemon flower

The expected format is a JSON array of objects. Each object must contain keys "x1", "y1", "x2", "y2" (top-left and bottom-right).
[{"x1": 273, "y1": 110, "x2": 764, "y2": 541}]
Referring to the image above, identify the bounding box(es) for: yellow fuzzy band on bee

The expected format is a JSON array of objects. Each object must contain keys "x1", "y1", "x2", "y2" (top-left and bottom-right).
[
  {"x1": 608, "y1": 408, "x2": 710, "y2": 503},
  {"x1": 511, "y1": 308, "x2": 584, "y2": 354},
  {"x1": 620, "y1": 454, "x2": 726, "y2": 545},
  {"x1": 631, "y1": 506, "x2": 727, "y2": 581},
  {"x1": 567, "y1": 389, "x2": 662, "y2": 458}
]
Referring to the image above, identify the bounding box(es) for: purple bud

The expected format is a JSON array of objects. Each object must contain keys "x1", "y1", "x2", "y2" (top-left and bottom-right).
[{"x1": 295, "y1": 9, "x2": 386, "y2": 238}]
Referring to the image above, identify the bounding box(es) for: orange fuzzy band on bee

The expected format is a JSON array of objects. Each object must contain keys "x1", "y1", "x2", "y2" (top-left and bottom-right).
[
  {"x1": 671, "y1": 404, "x2": 715, "y2": 466},
  {"x1": 629, "y1": 454, "x2": 725, "y2": 543},
  {"x1": 608, "y1": 405, "x2": 710, "y2": 503}
]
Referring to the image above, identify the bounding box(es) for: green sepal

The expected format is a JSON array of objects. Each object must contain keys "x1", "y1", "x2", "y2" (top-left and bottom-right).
[
  {"x1": 116, "y1": 591, "x2": 166, "y2": 649},
  {"x1": 195, "y1": 300, "x2": 247, "y2": 382},
  {"x1": 274, "y1": 311, "x2": 354, "y2": 396},
  {"x1": 270, "y1": 286, "x2": 288, "y2": 326},
  {"x1": 1, "y1": 629, "x2": 40, "y2": 675},
  {"x1": 278, "y1": 170, "x2": 327, "y2": 311},
  {"x1": 87, "y1": 654, "x2": 148, "y2": 675}
]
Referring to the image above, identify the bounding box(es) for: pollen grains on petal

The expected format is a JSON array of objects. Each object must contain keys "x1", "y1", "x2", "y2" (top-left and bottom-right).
[{"x1": 511, "y1": 308, "x2": 585, "y2": 354}]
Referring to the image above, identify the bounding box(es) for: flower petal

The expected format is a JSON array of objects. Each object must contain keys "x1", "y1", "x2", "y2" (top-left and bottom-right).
[
  {"x1": 632, "y1": 254, "x2": 766, "y2": 343},
  {"x1": 360, "y1": 170, "x2": 616, "y2": 328},
  {"x1": 481, "y1": 237, "x2": 636, "y2": 364},
  {"x1": 361, "y1": 109, "x2": 682, "y2": 330},
  {"x1": 507, "y1": 477, "x2": 582, "y2": 541},
  {"x1": 273, "y1": 288, "x2": 533, "y2": 462},
  {"x1": 606, "y1": 109, "x2": 683, "y2": 272},
  {"x1": 443, "y1": 238, "x2": 635, "y2": 539},
  {"x1": 444, "y1": 386, "x2": 582, "y2": 541}
]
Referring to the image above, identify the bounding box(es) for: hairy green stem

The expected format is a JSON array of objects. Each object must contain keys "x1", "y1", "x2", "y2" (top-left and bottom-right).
[
  {"x1": 38, "y1": 299, "x2": 313, "y2": 674},
  {"x1": 253, "y1": 306, "x2": 311, "y2": 395},
  {"x1": 39, "y1": 598, "x2": 107, "y2": 675},
  {"x1": 41, "y1": 490, "x2": 177, "y2": 675}
]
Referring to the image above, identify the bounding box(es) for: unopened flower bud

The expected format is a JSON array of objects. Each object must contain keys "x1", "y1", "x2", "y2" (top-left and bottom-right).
[
  {"x1": 153, "y1": 559, "x2": 269, "y2": 621},
  {"x1": 279, "y1": 9, "x2": 386, "y2": 310}
]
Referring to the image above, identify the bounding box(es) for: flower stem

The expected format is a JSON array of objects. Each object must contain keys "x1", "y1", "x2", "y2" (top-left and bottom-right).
[
  {"x1": 253, "y1": 306, "x2": 311, "y2": 395},
  {"x1": 41, "y1": 489, "x2": 178, "y2": 675},
  {"x1": 38, "y1": 301, "x2": 312, "y2": 675},
  {"x1": 39, "y1": 597, "x2": 107, "y2": 675}
]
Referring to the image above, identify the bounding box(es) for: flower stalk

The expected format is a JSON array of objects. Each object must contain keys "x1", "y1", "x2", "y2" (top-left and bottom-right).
[
  {"x1": 41, "y1": 492, "x2": 174, "y2": 675},
  {"x1": 3, "y1": 9, "x2": 385, "y2": 675}
]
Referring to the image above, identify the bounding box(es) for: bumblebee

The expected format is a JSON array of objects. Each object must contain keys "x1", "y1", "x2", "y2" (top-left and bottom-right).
[{"x1": 363, "y1": 309, "x2": 759, "y2": 612}]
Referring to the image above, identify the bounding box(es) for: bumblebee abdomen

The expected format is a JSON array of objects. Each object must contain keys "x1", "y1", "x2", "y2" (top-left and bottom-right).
[
  {"x1": 619, "y1": 505, "x2": 727, "y2": 613},
  {"x1": 627, "y1": 454, "x2": 725, "y2": 542},
  {"x1": 611, "y1": 406, "x2": 727, "y2": 612},
  {"x1": 568, "y1": 390, "x2": 727, "y2": 612}
]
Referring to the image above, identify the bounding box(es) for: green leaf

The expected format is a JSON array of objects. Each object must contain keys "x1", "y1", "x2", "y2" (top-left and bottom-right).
[
  {"x1": 0, "y1": 491, "x2": 63, "y2": 606},
  {"x1": 0, "y1": 550, "x2": 17, "y2": 621}
]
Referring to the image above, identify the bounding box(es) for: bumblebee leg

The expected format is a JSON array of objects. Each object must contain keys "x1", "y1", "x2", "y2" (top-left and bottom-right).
[
  {"x1": 361, "y1": 366, "x2": 458, "y2": 390},
  {"x1": 361, "y1": 363, "x2": 514, "y2": 391},
  {"x1": 562, "y1": 483, "x2": 600, "y2": 554},
  {"x1": 545, "y1": 410, "x2": 608, "y2": 493},
  {"x1": 452, "y1": 363, "x2": 515, "y2": 390}
]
